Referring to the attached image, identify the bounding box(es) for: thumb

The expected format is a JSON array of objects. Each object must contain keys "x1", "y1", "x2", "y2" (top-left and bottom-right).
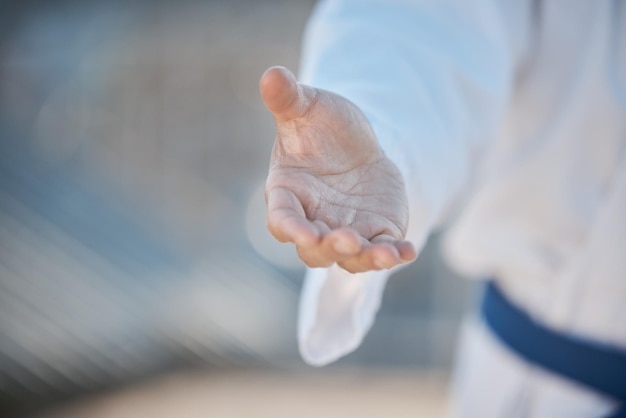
[{"x1": 259, "y1": 66, "x2": 316, "y2": 122}]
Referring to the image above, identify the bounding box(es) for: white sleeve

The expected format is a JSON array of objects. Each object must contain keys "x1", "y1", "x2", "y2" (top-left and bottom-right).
[{"x1": 297, "y1": 0, "x2": 517, "y2": 366}]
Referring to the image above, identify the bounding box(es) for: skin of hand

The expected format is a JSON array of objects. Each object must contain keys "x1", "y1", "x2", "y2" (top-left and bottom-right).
[{"x1": 259, "y1": 66, "x2": 417, "y2": 273}]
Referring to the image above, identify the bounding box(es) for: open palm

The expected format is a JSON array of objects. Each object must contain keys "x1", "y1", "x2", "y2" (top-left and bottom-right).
[{"x1": 261, "y1": 67, "x2": 416, "y2": 273}]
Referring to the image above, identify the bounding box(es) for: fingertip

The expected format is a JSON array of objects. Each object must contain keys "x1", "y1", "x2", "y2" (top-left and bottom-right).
[
  {"x1": 326, "y1": 228, "x2": 362, "y2": 255},
  {"x1": 285, "y1": 219, "x2": 321, "y2": 248},
  {"x1": 336, "y1": 260, "x2": 367, "y2": 274},
  {"x1": 396, "y1": 240, "x2": 418, "y2": 262},
  {"x1": 260, "y1": 66, "x2": 294, "y2": 91},
  {"x1": 259, "y1": 66, "x2": 298, "y2": 116},
  {"x1": 266, "y1": 215, "x2": 288, "y2": 243},
  {"x1": 372, "y1": 245, "x2": 401, "y2": 269},
  {"x1": 293, "y1": 228, "x2": 321, "y2": 248}
]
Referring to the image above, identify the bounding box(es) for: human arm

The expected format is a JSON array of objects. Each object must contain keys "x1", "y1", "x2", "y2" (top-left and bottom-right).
[{"x1": 261, "y1": 0, "x2": 525, "y2": 365}]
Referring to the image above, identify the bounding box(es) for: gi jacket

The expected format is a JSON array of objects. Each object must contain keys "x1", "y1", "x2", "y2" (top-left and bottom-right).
[{"x1": 297, "y1": 0, "x2": 626, "y2": 415}]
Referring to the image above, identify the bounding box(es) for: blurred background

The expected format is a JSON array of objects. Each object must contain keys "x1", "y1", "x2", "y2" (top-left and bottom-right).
[{"x1": 0, "y1": 0, "x2": 476, "y2": 416}]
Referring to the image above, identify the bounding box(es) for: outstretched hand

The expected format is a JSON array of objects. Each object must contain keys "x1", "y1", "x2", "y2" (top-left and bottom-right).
[{"x1": 260, "y1": 66, "x2": 416, "y2": 273}]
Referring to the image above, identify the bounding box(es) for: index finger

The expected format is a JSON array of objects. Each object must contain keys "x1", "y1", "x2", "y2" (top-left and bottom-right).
[{"x1": 266, "y1": 186, "x2": 320, "y2": 247}]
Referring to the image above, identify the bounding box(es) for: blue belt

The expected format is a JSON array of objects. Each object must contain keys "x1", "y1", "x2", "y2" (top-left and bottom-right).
[{"x1": 481, "y1": 281, "x2": 626, "y2": 418}]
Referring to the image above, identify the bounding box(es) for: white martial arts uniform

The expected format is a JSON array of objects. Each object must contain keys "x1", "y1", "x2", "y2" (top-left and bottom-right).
[{"x1": 296, "y1": 1, "x2": 626, "y2": 417}]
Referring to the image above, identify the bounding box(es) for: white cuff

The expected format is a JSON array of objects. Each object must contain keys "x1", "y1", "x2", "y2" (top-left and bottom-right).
[
  {"x1": 296, "y1": 179, "x2": 434, "y2": 366},
  {"x1": 298, "y1": 265, "x2": 392, "y2": 366}
]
